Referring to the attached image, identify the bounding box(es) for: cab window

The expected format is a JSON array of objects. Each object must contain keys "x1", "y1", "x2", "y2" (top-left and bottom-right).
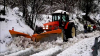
[
  {"x1": 62, "y1": 15, "x2": 66, "y2": 22},
  {"x1": 52, "y1": 15, "x2": 61, "y2": 21},
  {"x1": 58, "y1": 15, "x2": 60, "y2": 20}
]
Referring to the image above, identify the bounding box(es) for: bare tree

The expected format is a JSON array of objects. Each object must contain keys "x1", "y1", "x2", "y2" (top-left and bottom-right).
[{"x1": 25, "y1": 0, "x2": 45, "y2": 30}]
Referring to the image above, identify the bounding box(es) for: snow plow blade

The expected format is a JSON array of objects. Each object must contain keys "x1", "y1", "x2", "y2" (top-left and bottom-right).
[
  {"x1": 9, "y1": 29, "x2": 62, "y2": 42},
  {"x1": 32, "y1": 29, "x2": 62, "y2": 42},
  {"x1": 9, "y1": 30, "x2": 31, "y2": 38}
]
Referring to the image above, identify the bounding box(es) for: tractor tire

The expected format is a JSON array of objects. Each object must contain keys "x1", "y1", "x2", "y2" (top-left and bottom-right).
[
  {"x1": 61, "y1": 22, "x2": 76, "y2": 42},
  {"x1": 61, "y1": 28, "x2": 68, "y2": 42},
  {"x1": 66, "y1": 22, "x2": 76, "y2": 38}
]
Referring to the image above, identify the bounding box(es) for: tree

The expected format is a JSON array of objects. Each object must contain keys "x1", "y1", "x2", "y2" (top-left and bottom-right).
[
  {"x1": 4, "y1": 0, "x2": 5, "y2": 15},
  {"x1": 78, "y1": 0, "x2": 98, "y2": 24},
  {"x1": 23, "y1": 0, "x2": 26, "y2": 17},
  {"x1": 25, "y1": 0, "x2": 45, "y2": 30}
]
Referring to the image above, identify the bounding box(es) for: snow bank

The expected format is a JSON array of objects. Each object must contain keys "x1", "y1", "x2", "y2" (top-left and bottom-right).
[
  {"x1": 0, "y1": 6, "x2": 33, "y2": 53},
  {"x1": 30, "y1": 46, "x2": 62, "y2": 56}
]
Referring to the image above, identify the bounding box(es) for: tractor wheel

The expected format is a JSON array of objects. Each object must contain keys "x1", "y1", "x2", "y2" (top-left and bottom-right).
[
  {"x1": 61, "y1": 22, "x2": 76, "y2": 42},
  {"x1": 66, "y1": 22, "x2": 76, "y2": 38},
  {"x1": 61, "y1": 28, "x2": 68, "y2": 42}
]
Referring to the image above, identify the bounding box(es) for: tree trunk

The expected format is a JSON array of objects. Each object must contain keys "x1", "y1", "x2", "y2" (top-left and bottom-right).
[
  {"x1": 4, "y1": 0, "x2": 5, "y2": 15},
  {"x1": 23, "y1": 0, "x2": 26, "y2": 17},
  {"x1": 85, "y1": 2, "x2": 89, "y2": 24}
]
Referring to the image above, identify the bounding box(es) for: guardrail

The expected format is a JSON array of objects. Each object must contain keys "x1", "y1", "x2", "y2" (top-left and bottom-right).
[{"x1": 92, "y1": 36, "x2": 100, "y2": 56}]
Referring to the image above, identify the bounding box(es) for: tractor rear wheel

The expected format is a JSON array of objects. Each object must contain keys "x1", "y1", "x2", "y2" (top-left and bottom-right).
[
  {"x1": 66, "y1": 22, "x2": 76, "y2": 38},
  {"x1": 61, "y1": 22, "x2": 76, "y2": 42}
]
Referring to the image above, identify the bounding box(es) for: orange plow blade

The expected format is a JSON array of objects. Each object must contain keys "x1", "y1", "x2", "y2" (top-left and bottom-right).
[
  {"x1": 9, "y1": 30, "x2": 32, "y2": 38},
  {"x1": 9, "y1": 29, "x2": 62, "y2": 42},
  {"x1": 32, "y1": 29, "x2": 62, "y2": 42}
]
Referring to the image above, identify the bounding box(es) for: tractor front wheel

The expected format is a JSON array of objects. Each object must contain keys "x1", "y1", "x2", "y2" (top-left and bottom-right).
[{"x1": 61, "y1": 29, "x2": 68, "y2": 42}]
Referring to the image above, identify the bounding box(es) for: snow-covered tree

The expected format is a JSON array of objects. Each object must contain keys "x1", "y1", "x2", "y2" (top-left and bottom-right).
[{"x1": 78, "y1": 0, "x2": 98, "y2": 24}]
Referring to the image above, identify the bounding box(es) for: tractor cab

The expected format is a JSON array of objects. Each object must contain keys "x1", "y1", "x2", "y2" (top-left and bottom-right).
[
  {"x1": 52, "y1": 10, "x2": 69, "y2": 27},
  {"x1": 52, "y1": 11, "x2": 69, "y2": 22}
]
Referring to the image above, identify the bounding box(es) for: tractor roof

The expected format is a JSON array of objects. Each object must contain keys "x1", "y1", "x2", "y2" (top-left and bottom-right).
[{"x1": 53, "y1": 10, "x2": 69, "y2": 15}]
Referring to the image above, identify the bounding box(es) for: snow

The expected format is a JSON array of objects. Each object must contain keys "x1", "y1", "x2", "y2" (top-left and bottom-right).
[
  {"x1": 36, "y1": 14, "x2": 52, "y2": 27},
  {"x1": 27, "y1": 6, "x2": 32, "y2": 13},
  {"x1": 0, "y1": 6, "x2": 33, "y2": 53},
  {"x1": 57, "y1": 31, "x2": 100, "y2": 56},
  {"x1": 0, "y1": 3, "x2": 100, "y2": 56},
  {"x1": 96, "y1": 14, "x2": 100, "y2": 20},
  {"x1": 53, "y1": 10, "x2": 69, "y2": 15},
  {"x1": 70, "y1": 16, "x2": 84, "y2": 31},
  {"x1": 0, "y1": 43, "x2": 7, "y2": 53},
  {"x1": 13, "y1": 7, "x2": 19, "y2": 11},
  {"x1": 5, "y1": 47, "x2": 33, "y2": 56},
  {"x1": 30, "y1": 46, "x2": 62, "y2": 56},
  {"x1": 89, "y1": 13, "x2": 100, "y2": 21},
  {"x1": 0, "y1": 5, "x2": 4, "y2": 10},
  {"x1": 57, "y1": 37, "x2": 93, "y2": 56}
]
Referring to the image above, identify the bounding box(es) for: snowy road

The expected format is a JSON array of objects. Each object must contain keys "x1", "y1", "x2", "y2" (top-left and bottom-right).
[{"x1": 1, "y1": 31, "x2": 99, "y2": 56}]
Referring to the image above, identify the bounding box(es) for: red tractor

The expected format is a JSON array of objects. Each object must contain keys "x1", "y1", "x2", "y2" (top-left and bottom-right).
[
  {"x1": 33, "y1": 10, "x2": 76, "y2": 42},
  {"x1": 9, "y1": 10, "x2": 76, "y2": 42}
]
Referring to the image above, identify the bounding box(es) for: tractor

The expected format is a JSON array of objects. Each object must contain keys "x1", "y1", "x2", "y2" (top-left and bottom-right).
[
  {"x1": 33, "y1": 10, "x2": 76, "y2": 42},
  {"x1": 9, "y1": 10, "x2": 76, "y2": 42}
]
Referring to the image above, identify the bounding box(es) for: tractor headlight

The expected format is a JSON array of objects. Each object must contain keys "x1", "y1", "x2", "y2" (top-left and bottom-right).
[
  {"x1": 43, "y1": 25, "x2": 45, "y2": 29},
  {"x1": 46, "y1": 25, "x2": 49, "y2": 29}
]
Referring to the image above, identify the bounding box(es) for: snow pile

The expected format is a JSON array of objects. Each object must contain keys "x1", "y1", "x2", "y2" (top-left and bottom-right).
[
  {"x1": 0, "y1": 6, "x2": 33, "y2": 53},
  {"x1": 7, "y1": 36, "x2": 34, "y2": 52}
]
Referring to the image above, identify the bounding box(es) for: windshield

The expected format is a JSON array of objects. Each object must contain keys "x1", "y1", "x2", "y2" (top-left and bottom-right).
[
  {"x1": 52, "y1": 15, "x2": 61, "y2": 21},
  {"x1": 52, "y1": 14, "x2": 68, "y2": 22}
]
